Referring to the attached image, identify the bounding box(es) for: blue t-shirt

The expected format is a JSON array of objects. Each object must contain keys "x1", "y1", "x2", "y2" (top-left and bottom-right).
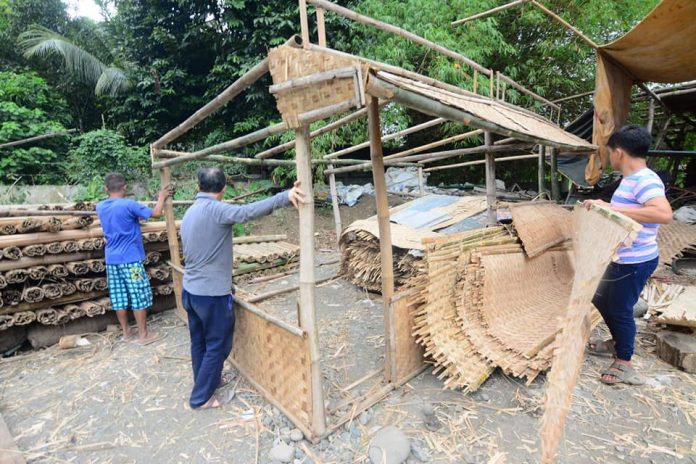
[{"x1": 96, "y1": 198, "x2": 153, "y2": 265}]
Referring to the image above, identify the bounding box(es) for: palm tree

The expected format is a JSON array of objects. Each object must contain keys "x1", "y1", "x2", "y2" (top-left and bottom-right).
[{"x1": 18, "y1": 25, "x2": 131, "y2": 96}]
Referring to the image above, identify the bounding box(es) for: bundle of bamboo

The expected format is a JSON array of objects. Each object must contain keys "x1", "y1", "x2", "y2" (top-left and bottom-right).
[{"x1": 0, "y1": 220, "x2": 175, "y2": 331}]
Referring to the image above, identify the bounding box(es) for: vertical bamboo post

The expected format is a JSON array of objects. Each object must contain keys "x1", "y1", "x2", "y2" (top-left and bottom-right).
[
  {"x1": 158, "y1": 164, "x2": 185, "y2": 321},
  {"x1": 538, "y1": 145, "x2": 546, "y2": 197},
  {"x1": 417, "y1": 167, "x2": 426, "y2": 196},
  {"x1": 473, "y1": 69, "x2": 478, "y2": 94},
  {"x1": 489, "y1": 69, "x2": 495, "y2": 99},
  {"x1": 550, "y1": 147, "x2": 560, "y2": 201},
  {"x1": 316, "y1": 7, "x2": 327, "y2": 46},
  {"x1": 367, "y1": 96, "x2": 397, "y2": 383},
  {"x1": 496, "y1": 71, "x2": 501, "y2": 100},
  {"x1": 299, "y1": 0, "x2": 310, "y2": 46},
  {"x1": 646, "y1": 99, "x2": 655, "y2": 134},
  {"x1": 328, "y1": 169, "x2": 342, "y2": 247},
  {"x1": 484, "y1": 131, "x2": 497, "y2": 225},
  {"x1": 295, "y1": 125, "x2": 327, "y2": 436}
]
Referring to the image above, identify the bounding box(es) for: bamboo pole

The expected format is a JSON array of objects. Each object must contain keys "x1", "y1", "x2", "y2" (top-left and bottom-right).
[
  {"x1": 497, "y1": 72, "x2": 560, "y2": 110},
  {"x1": 0, "y1": 129, "x2": 77, "y2": 149},
  {"x1": 316, "y1": 6, "x2": 327, "y2": 46},
  {"x1": 295, "y1": 124, "x2": 326, "y2": 435},
  {"x1": 232, "y1": 294, "x2": 305, "y2": 338},
  {"x1": 538, "y1": 145, "x2": 546, "y2": 196},
  {"x1": 157, "y1": 150, "x2": 372, "y2": 166},
  {"x1": 384, "y1": 129, "x2": 483, "y2": 161},
  {"x1": 646, "y1": 99, "x2": 655, "y2": 134},
  {"x1": 269, "y1": 67, "x2": 356, "y2": 94},
  {"x1": 297, "y1": 99, "x2": 358, "y2": 126},
  {"x1": 417, "y1": 167, "x2": 425, "y2": 196},
  {"x1": 323, "y1": 118, "x2": 446, "y2": 159},
  {"x1": 328, "y1": 167, "x2": 342, "y2": 247},
  {"x1": 550, "y1": 147, "x2": 560, "y2": 201},
  {"x1": 484, "y1": 132, "x2": 496, "y2": 225},
  {"x1": 0, "y1": 210, "x2": 94, "y2": 218},
  {"x1": 255, "y1": 106, "x2": 374, "y2": 159},
  {"x1": 152, "y1": 122, "x2": 289, "y2": 169},
  {"x1": 299, "y1": 0, "x2": 310, "y2": 46},
  {"x1": 307, "y1": 0, "x2": 491, "y2": 76},
  {"x1": 159, "y1": 166, "x2": 186, "y2": 321},
  {"x1": 152, "y1": 36, "x2": 301, "y2": 150},
  {"x1": 552, "y1": 90, "x2": 593, "y2": 104},
  {"x1": 530, "y1": 1, "x2": 598, "y2": 49},
  {"x1": 411, "y1": 143, "x2": 533, "y2": 165},
  {"x1": 0, "y1": 291, "x2": 107, "y2": 316},
  {"x1": 451, "y1": 0, "x2": 529, "y2": 26},
  {"x1": 235, "y1": 235, "x2": 287, "y2": 244},
  {"x1": 246, "y1": 273, "x2": 339, "y2": 303},
  {"x1": 366, "y1": 95, "x2": 397, "y2": 383}
]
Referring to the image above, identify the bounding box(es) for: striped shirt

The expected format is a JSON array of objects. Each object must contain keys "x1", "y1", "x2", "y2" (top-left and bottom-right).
[{"x1": 611, "y1": 167, "x2": 665, "y2": 264}]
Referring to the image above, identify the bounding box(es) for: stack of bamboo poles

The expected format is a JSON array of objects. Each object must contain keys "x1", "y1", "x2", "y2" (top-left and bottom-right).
[
  {"x1": 232, "y1": 235, "x2": 301, "y2": 281},
  {"x1": 0, "y1": 218, "x2": 174, "y2": 332},
  {"x1": 340, "y1": 229, "x2": 424, "y2": 292}
]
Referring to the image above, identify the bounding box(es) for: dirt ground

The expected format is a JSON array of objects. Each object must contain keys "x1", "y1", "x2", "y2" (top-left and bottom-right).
[{"x1": 1, "y1": 198, "x2": 695, "y2": 464}]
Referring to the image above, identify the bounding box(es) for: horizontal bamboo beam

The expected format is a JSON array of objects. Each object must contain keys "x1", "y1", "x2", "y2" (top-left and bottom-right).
[
  {"x1": 152, "y1": 122, "x2": 289, "y2": 169},
  {"x1": 0, "y1": 290, "x2": 108, "y2": 315},
  {"x1": 366, "y1": 73, "x2": 596, "y2": 152},
  {"x1": 297, "y1": 99, "x2": 359, "y2": 126},
  {"x1": 452, "y1": 0, "x2": 529, "y2": 26},
  {"x1": 245, "y1": 273, "x2": 339, "y2": 303},
  {"x1": 552, "y1": 90, "x2": 594, "y2": 103},
  {"x1": 413, "y1": 143, "x2": 534, "y2": 164},
  {"x1": 424, "y1": 153, "x2": 539, "y2": 172},
  {"x1": 269, "y1": 67, "x2": 356, "y2": 94},
  {"x1": 234, "y1": 234, "x2": 287, "y2": 244},
  {"x1": 0, "y1": 129, "x2": 77, "y2": 149},
  {"x1": 324, "y1": 118, "x2": 446, "y2": 159},
  {"x1": 0, "y1": 209, "x2": 95, "y2": 217},
  {"x1": 384, "y1": 129, "x2": 483, "y2": 161},
  {"x1": 152, "y1": 35, "x2": 302, "y2": 149},
  {"x1": 156, "y1": 150, "x2": 381, "y2": 166},
  {"x1": 307, "y1": 0, "x2": 491, "y2": 76}
]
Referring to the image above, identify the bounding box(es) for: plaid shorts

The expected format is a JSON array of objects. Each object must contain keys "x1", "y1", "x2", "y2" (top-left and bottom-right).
[{"x1": 106, "y1": 262, "x2": 153, "y2": 311}]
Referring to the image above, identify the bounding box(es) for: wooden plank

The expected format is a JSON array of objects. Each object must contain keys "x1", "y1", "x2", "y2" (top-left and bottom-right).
[
  {"x1": 367, "y1": 95, "x2": 397, "y2": 383},
  {"x1": 295, "y1": 125, "x2": 327, "y2": 436},
  {"x1": 0, "y1": 412, "x2": 25, "y2": 464}
]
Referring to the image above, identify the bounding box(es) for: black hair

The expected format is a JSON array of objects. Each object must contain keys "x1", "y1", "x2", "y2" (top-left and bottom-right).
[
  {"x1": 104, "y1": 172, "x2": 126, "y2": 192},
  {"x1": 197, "y1": 167, "x2": 226, "y2": 193},
  {"x1": 606, "y1": 124, "x2": 651, "y2": 158}
]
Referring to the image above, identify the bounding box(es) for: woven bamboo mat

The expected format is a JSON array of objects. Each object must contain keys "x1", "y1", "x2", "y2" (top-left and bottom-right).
[
  {"x1": 656, "y1": 220, "x2": 696, "y2": 265},
  {"x1": 540, "y1": 205, "x2": 642, "y2": 463},
  {"x1": 510, "y1": 202, "x2": 573, "y2": 258}
]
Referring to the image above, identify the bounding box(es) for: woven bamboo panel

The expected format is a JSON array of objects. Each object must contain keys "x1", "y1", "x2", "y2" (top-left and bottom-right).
[
  {"x1": 540, "y1": 205, "x2": 641, "y2": 463},
  {"x1": 231, "y1": 304, "x2": 312, "y2": 432},
  {"x1": 392, "y1": 289, "x2": 425, "y2": 384},
  {"x1": 510, "y1": 202, "x2": 573, "y2": 258},
  {"x1": 268, "y1": 45, "x2": 367, "y2": 128},
  {"x1": 656, "y1": 221, "x2": 696, "y2": 265}
]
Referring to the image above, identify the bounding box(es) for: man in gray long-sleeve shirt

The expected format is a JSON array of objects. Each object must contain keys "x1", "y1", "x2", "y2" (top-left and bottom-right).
[{"x1": 180, "y1": 167, "x2": 305, "y2": 409}]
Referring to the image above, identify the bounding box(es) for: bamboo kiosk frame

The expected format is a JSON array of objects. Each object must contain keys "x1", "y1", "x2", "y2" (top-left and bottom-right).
[{"x1": 149, "y1": 0, "x2": 594, "y2": 441}]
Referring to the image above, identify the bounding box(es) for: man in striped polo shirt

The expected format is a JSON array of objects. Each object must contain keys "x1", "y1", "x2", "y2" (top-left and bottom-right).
[{"x1": 585, "y1": 124, "x2": 672, "y2": 385}]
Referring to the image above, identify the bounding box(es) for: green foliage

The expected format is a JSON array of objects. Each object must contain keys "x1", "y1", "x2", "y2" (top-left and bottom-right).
[
  {"x1": 72, "y1": 175, "x2": 106, "y2": 202},
  {"x1": 0, "y1": 71, "x2": 70, "y2": 183},
  {"x1": 65, "y1": 129, "x2": 148, "y2": 184}
]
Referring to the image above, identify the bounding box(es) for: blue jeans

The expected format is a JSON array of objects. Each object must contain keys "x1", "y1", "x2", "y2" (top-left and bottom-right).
[
  {"x1": 591, "y1": 257, "x2": 658, "y2": 361},
  {"x1": 182, "y1": 290, "x2": 235, "y2": 408}
]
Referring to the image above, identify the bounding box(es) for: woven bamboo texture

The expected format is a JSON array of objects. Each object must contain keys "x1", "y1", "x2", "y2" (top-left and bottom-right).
[
  {"x1": 231, "y1": 302, "x2": 312, "y2": 433},
  {"x1": 392, "y1": 288, "x2": 426, "y2": 383},
  {"x1": 540, "y1": 205, "x2": 641, "y2": 464},
  {"x1": 656, "y1": 220, "x2": 696, "y2": 265},
  {"x1": 654, "y1": 286, "x2": 696, "y2": 328},
  {"x1": 268, "y1": 45, "x2": 366, "y2": 128},
  {"x1": 510, "y1": 202, "x2": 573, "y2": 258}
]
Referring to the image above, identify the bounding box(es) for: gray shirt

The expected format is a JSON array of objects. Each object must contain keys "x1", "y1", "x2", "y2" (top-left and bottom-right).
[{"x1": 180, "y1": 191, "x2": 290, "y2": 296}]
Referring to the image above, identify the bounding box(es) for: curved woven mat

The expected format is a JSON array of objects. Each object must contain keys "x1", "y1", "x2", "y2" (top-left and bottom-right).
[
  {"x1": 510, "y1": 202, "x2": 573, "y2": 258},
  {"x1": 656, "y1": 220, "x2": 696, "y2": 265}
]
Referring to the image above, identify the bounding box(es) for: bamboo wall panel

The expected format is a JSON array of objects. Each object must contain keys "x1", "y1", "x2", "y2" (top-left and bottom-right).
[
  {"x1": 391, "y1": 290, "x2": 425, "y2": 384},
  {"x1": 231, "y1": 304, "x2": 313, "y2": 436},
  {"x1": 656, "y1": 220, "x2": 696, "y2": 265}
]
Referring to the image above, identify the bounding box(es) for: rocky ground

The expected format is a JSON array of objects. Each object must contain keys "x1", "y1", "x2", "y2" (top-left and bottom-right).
[{"x1": 1, "y1": 200, "x2": 695, "y2": 464}]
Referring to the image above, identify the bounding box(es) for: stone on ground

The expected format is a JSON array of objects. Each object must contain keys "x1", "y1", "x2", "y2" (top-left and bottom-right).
[
  {"x1": 268, "y1": 441, "x2": 295, "y2": 463},
  {"x1": 368, "y1": 426, "x2": 411, "y2": 464}
]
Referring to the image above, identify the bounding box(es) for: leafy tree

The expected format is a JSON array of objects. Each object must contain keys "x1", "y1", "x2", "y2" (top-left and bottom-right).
[
  {"x1": 65, "y1": 128, "x2": 148, "y2": 184},
  {"x1": 0, "y1": 71, "x2": 70, "y2": 184}
]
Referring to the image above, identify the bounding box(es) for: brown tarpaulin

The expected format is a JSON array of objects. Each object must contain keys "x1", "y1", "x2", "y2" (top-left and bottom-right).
[{"x1": 588, "y1": 0, "x2": 696, "y2": 184}]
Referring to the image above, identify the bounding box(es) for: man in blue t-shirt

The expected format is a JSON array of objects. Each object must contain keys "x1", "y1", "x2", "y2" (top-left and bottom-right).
[{"x1": 96, "y1": 172, "x2": 171, "y2": 344}]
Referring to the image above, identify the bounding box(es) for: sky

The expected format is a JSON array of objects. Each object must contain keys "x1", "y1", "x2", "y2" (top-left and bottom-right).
[{"x1": 65, "y1": 0, "x2": 111, "y2": 21}]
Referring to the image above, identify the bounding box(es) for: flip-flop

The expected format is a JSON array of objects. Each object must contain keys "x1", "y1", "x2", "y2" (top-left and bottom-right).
[
  {"x1": 218, "y1": 371, "x2": 235, "y2": 389},
  {"x1": 600, "y1": 360, "x2": 644, "y2": 385},
  {"x1": 137, "y1": 331, "x2": 164, "y2": 346},
  {"x1": 587, "y1": 338, "x2": 616, "y2": 357},
  {"x1": 199, "y1": 389, "x2": 235, "y2": 410}
]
